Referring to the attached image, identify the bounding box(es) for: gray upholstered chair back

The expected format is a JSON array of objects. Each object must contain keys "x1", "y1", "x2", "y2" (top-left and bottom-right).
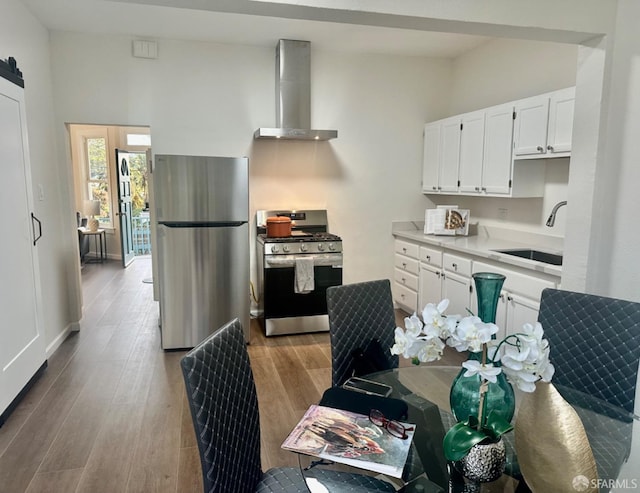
[
  {"x1": 537, "y1": 288, "x2": 640, "y2": 414},
  {"x1": 180, "y1": 319, "x2": 262, "y2": 493},
  {"x1": 327, "y1": 279, "x2": 399, "y2": 387}
]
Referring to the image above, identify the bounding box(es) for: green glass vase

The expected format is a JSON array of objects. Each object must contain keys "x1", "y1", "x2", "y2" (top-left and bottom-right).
[{"x1": 449, "y1": 272, "x2": 515, "y2": 425}]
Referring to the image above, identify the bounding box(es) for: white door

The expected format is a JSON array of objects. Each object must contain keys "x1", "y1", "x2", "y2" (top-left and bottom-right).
[
  {"x1": 513, "y1": 96, "x2": 550, "y2": 157},
  {"x1": 505, "y1": 293, "x2": 540, "y2": 337},
  {"x1": 439, "y1": 117, "x2": 461, "y2": 192},
  {"x1": 418, "y1": 263, "x2": 442, "y2": 312},
  {"x1": 422, "y1": 123, "x2": 441, "y2": 193},
  {"x1": 0, "y1": 77, "x2": 46, "y2": 417},
  {"x1": 441, "y1": 271, "x2": 472, "y2": 319},
  {"x1": 482, "y1": 104, "x2": 514, "y2": 195},
  {"x1": 458, "y1": 111, "x2": 485, "y2": 193},
  {"x1": 547, "y1": 87, "x2": 575, "y2": 154}
]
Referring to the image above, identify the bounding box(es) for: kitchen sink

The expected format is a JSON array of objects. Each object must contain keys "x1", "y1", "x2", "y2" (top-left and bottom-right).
[{"x1": 494, "y1": 249, "x2": 563, "y2": 266}]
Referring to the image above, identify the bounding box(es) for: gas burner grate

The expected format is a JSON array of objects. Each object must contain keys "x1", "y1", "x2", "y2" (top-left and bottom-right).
[{"x1": 259, "y1": 232, "x2": 342, "y2": 243}]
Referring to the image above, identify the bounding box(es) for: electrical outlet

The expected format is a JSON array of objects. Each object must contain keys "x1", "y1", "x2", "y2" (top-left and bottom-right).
[{"x1": 498, "y1": 208, "x2": 508, "y2": 221}]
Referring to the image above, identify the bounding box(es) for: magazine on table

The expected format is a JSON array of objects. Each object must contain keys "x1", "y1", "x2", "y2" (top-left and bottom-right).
[{"x1": 281, "y1": 404, "x2": 415, "y2": 478}]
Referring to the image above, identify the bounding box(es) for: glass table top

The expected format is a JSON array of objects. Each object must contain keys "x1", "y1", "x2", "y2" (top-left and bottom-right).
[{"x1": 295, "y1": 366, "x2": 639, "y2": 493}]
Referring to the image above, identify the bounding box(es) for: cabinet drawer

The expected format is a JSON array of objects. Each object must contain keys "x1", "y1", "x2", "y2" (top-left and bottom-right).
[
  {"x1": 395, "y1": 240, "x2": 419, "y2": 259},
  {"x1": 443, "y1": 253, "x2": 471, "y2": 276},
  {"x1": 473, "y1": 261, "x2": 556, "y2": 301},
  {"x1": 394, "y1": 268, "x2": 418, "y2": 292},
  {"x1": 419, "y1": 246, "x2": 442, "y2": 267},
  {"x1": 394, "y1": 282, "x2": 418, "y2": 313},
  {"x1": 395, "y1": 254, "x2": 419, "y2": 275}
]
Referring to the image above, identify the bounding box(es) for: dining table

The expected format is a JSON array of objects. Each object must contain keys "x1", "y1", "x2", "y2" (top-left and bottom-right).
[{"x1": 296, "y1": 366, "x2": 639, "y2": 493}]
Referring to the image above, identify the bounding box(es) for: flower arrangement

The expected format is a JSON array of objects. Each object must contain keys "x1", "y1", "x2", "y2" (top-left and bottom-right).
[{"x1": 391, "y1": 299, "x2": 555, "y2": 462}]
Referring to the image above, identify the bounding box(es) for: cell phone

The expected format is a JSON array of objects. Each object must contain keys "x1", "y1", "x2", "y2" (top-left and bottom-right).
[{"x1": 342, "y1": 377, "x2": 393, "y2": 397}]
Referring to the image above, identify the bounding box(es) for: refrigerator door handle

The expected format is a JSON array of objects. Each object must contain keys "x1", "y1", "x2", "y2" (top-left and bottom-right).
[{"x1": 158, "y1": 221, "x2": 247, "y2": 228}]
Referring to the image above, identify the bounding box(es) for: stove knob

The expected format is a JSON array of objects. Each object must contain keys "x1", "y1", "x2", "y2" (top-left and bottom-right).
[
  {"x1": 283, "y1": 245, "x2": 290, "y2": 253},
  {"x1": 317, "y1": 243, "x2": 325, "y2": 251},
  {"x1": 271, "y1": 245, "x2": 279, "y2": 253},
  {"x1": 328, "y1": 243, "x2": 335, "y2": 251},
  {"x1": 300, "y1": 244, "x2": 308, "y2": 252}
]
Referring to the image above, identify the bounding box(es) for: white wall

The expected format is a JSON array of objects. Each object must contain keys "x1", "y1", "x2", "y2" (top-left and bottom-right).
[
  {"x1": 49, "y1": 31, "x2": 451, "y2": 311},
  {"x1": 582, "y1": 0, "x2": 640, "y2": 300},
  {"x1": 448, "y1": 38, "x2": 578, "y2": 114},
  {"x1": 0, "y1": 0, "x2": 80, "y2": 355},
  {"x1": 428, "y1": 38, "x2": 578, "y2": 238}
]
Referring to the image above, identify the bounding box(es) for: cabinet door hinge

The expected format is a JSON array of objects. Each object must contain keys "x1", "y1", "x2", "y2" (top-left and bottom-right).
[
  {"x1": 457, "y1": 180, "x2": 461, "y2": 187},
  {"x1": 460, "y1": 123, "x2": 463, "y2": 131},
  {"x1": 512, "y1": 110, "x2": 516, "y2": 120},
  {"x1": 509, "y1": 179, "x2": 512, "y2": 188},
  {"x1": 469, "y1": 285, "x2": 473, "y2": 293}
]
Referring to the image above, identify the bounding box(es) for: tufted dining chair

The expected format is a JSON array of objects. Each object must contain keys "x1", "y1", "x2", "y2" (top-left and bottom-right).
[
  {"x1": 536, "y1": 288, "x2": 640, "y2": 487},
  {"x1": 327, "y1": 279, "x2": 399, "y2": 388},
  {"x1": 537, "y1": 288, "x2": 640, "y2": 414},
  {"x1": 180, "y1": 318, "x2": 396, "y2": 493}
]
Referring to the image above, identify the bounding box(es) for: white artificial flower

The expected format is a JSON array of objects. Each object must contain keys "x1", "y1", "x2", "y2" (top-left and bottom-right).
[
  {"x1": 502, "y1": 366, "x2": 539, "y2": 392},
  {"x1": 500, "y1": 344, "x2": 532, "y2": 371},
  {"x1": 404, "y1": 313, "x2": 424, "y2": 337},
  {"x1": 390, "y1": 327, "x2": 415, "y2": 358},
  {"x1": 415, "y1": 337, "x2": 446, "y2": 363},
  {"x1": 391, "y1": 300, "x2": 554, "y2": 394},
  {"x1": 422, "y1": 299, "x2": 454, "y2": 339},
  {"x1": 451, "y1": 316, "x2": 498, "y2": 353},
  {"x1": 461, "y1": 359, "x2": 502, "y2": 383}
]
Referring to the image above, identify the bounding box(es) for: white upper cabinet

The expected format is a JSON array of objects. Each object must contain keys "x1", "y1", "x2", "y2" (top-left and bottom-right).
[
  {"x1": 422, "y1": 122, "x2": 441, "y2": 193},
  {"x1": 513, "y1": 87, "x2": 575, "y2": 159},
  {"x1": 513, "y1": 95, "x2": 550, "y2": 157},
  {"x1": 481, "y1": 103, "x2": 514, "y2": 195},
  {"x1": 422, "y1": 116, "x2": 461, "y2": 194},
  {"x1": 458, "y1": 110, "x2": 486, "y2": 193},
  {"x1": 546, "y1": 87, "x2": 575, "y2": 155},
  {"x1": 422, "y1": 86, "x2": 574, "y2": 198},
  {"x1": 440, "y1": 117, "x2": 462, "y2": 192}
]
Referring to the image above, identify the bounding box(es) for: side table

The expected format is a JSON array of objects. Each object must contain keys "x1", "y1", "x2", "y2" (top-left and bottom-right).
[{"x1": 80, "y1": 228, "x2": 107, "y2": 263}]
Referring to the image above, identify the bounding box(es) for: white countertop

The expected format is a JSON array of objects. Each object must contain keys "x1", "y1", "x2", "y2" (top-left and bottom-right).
[{"x1": 392, "y1": 223, "x2": 563, "y2": 278}]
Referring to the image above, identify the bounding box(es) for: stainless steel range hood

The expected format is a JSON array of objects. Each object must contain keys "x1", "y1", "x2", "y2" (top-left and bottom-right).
[{"x1": 254, "y1": 39, "x2": 337, "y2": 141}]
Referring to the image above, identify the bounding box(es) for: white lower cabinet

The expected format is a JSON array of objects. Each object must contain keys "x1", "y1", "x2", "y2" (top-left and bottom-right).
[
  {"x1": 442, "y1": 271, "x2": 473, "y2": 318},
  {"x1": 474, "y1": 260, "x2": 556, "y2": 338},
  {"x1": 418, "y1": 250, "x2": 474, "y2": 318},
  {"x1": 442, "y1": 253, "x2": 473, "y2": 317},
  {"x1": 419, "y1": 263, "x2": 442, "y2": 312},
  {"x1": 394, "y1": 239, "x2": 559, "y2": 333}
]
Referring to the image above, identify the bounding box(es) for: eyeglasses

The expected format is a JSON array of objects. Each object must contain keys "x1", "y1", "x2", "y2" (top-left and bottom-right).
[{"x1": 369, "y1": 409, "x2": 414, "y2": 439}]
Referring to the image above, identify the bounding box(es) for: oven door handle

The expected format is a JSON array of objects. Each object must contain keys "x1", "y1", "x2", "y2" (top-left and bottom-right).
[{"x1": 265, "y1": 254, "x2": 342, "y2": 268}]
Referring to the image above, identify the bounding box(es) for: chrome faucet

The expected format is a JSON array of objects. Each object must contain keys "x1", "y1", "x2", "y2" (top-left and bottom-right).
[{"x1": 546, "y1": 201, "x2": 567, "y2": 227}]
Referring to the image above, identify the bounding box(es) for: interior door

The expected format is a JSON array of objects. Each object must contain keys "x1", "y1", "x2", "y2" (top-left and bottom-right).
[
  {"x1": 115, "y1": 149, "x2": 135, "y2": 267},
  {"x1": 0, "y1": 76, "x2": 47, "y2": 418}
]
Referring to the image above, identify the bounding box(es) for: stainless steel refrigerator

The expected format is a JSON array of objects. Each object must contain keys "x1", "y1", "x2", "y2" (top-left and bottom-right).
[{"x1": 153, "y1": 154, "x2": 249, "y2": 349}]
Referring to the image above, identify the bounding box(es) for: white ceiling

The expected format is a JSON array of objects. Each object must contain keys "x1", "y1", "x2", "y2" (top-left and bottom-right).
[{"x1": 20, "y1": 0, "x2": 492, "y2": 58}]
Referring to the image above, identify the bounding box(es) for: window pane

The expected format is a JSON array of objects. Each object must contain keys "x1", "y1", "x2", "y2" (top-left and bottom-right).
[
  {"x1": 86, "y1": 138, "x2": 107, "y2": 180},
  {"x1": 88, "y1": 182, "x2": 110, "y2": 224},
  {"x1": 126, "y1": 133, "x2": 151, "y2": 146},
  {"x1": 128, "y1": 152, "x2": 149, "y2": 215}
]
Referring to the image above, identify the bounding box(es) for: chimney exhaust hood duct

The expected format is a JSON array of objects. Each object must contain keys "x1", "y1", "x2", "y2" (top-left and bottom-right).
[{"x1": 254, "y1": 39, "x2": 337, "y2": 141}]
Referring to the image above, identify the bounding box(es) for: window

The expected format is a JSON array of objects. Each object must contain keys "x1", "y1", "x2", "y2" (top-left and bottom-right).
[
  {"x1": 126, "y1": 133, "x2": 151, "y2": 146},
  {"x1": 85, "y1": 136, "x2": 112, "y2": 227}
]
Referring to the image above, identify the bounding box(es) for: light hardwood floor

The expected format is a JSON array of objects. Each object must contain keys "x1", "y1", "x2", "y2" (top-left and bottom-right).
[{"x1": 0, "y1": 257, "x2": 462, "y2": 493}]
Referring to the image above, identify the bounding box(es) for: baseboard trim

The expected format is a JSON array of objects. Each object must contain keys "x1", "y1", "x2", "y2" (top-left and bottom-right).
[{"x1": 46, "y1": 323, "x2": 77, "y2": 358}]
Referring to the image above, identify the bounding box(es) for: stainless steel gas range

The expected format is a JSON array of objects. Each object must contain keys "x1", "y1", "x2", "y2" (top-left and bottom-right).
[{"x1": 256, "y1": 210, "x2": 343, "y2": 336}]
